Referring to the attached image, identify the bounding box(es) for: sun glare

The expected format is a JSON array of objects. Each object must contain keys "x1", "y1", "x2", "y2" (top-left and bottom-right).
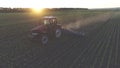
[{"x1": 32, "y1": 8, "x2": 44, "y2": 14}]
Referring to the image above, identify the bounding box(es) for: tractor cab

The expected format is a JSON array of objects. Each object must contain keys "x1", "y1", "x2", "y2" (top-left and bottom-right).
[
  {"x1": 30, "y1": 16, "x2": 62, "y2": 45},
  {"x1": 43, "y1": 16, "x2": 57, "y2": 26}
]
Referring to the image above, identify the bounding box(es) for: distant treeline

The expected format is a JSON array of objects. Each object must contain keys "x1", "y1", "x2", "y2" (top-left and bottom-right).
[
  {"x1": 0, "y1": 7, "x2": 88, "y2": 13},
  {"x1": 47, "y1": 8, "x2": 88, "y2": 11},
  {"x1": 0, "y1": 8, "x2": 31, "y2": 13}
]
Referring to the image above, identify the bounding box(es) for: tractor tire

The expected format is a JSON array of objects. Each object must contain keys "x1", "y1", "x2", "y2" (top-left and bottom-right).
[
  {"x1": 41, "y1": 35, "x2": 48, "y2": 45},
  {"x1": 55, "y1": 28, "x2": 62, "y2": 38}
]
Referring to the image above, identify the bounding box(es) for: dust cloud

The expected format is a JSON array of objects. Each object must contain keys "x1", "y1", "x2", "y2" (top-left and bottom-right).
[{"x1": 63, "y1": 13, "x2": 112, "y2": 36}]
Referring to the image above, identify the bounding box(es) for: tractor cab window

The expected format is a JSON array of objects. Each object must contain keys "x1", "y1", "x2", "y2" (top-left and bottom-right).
[
  {"x1": 49, "y1": 18, "x2": 57, "y2": 25},
  {"x1": 53, "y1": 19, "x2": 57, "y2": 24},
  {"x1": 44, "y1": 19, "x2": 50, "y2": 25},
  {"x1": 43, "y1": 18, "x2": 57, "y2": 26}
]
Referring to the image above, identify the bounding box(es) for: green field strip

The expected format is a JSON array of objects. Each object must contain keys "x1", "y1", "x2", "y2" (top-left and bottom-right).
[
  {"x1": 0, "y1": 18, "x2": 37, "y2": 26},
  {"x1": 91, "y1": 23, "x2": 115, "y2": 68},
  {"x1": 69, "y1": 21, "x2": 110, "y2": 68},
  {"x1": 0, "y1": 11, "x2": 106, "y2": 26},
  {"x1": 0, "y1": 23, "x2": 34, "y2": 42},
  {"x1": 0, "y1": 24, "x2": 33, "y2": 40},
  {"x1": 0, "y1": 30, "x2": 27, "y2": 42}
]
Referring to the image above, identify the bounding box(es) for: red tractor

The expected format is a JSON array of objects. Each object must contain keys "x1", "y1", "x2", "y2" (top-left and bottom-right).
[{"x1": 30, "y1": 16, "x2": 62, "y2": 45}]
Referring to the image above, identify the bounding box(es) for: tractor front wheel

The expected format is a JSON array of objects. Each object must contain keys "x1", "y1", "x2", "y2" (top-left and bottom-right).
[
  {"x1": 55, "y1": 28, "x2": 62, "y2": 38},
  {"x1": 41, "y1": 35, "x2": 48, "y2": 45}
]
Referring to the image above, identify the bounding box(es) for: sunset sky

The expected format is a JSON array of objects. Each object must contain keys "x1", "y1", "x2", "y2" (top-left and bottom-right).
[{"x1": 0, "y1": 0, "x2": 120, "y2": 9}]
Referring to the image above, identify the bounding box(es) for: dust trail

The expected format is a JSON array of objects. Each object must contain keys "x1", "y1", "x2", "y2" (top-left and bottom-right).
[{"x1": 63, "y1": 13, "x2": 112, "y2": 36}]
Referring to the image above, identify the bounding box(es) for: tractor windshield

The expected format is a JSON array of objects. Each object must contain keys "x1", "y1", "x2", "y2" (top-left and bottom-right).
[
  {"x1": 43, "y1": 18, "x2": 57, "y2": 25},
  {"x1": 43, "y1": 19, "x2": 50, "y2": 25}
]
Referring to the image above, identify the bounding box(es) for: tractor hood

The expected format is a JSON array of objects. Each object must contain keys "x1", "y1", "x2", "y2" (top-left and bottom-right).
[{"x1": 31, "y1": 25, "x2": 47, "y2": 33}]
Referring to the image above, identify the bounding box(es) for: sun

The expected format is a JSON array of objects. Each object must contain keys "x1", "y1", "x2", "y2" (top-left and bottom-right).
[{"x1": 31, "y1": 8, "x2": 44, "y2": 14}]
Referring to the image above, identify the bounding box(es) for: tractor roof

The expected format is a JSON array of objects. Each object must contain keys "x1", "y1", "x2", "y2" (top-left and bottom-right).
[{"x1": 43, "y1": 16, "x2": 56, "y2": 19}]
